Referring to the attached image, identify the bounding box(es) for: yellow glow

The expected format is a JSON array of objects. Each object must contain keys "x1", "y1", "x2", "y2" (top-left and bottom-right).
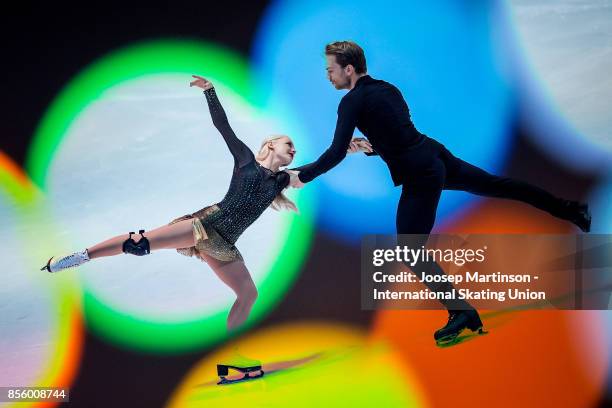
[{"x1": 167, "y1": 322, "x2": 426, "y2": 407}]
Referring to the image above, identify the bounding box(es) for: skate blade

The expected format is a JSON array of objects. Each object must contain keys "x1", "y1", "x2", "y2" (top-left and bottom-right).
[
  {"x1": 217, "y1": 364, "x2": 262, "y2": 377},
  {"x1": 217, "y1": 370, "x2": 264, "y2": 385},
  {"x1": 41, "y1": 258, "x2": 53, "y2": 272},
  {"x1": 436, "y1": 327, "x2": 488, "y2": 347},
  {"x1": 435, "y1": 333, "x2": 460, "y2": 346}
]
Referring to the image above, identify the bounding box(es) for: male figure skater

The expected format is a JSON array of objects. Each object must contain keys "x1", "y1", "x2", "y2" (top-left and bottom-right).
[{"x1": 291, "y1": 41, "x2": 590, "y2": 344}]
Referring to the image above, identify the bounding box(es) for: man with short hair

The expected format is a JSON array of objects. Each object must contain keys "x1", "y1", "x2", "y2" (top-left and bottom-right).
[{"x1": 291, "y1": 40, "x2": 590, "y2": 345}]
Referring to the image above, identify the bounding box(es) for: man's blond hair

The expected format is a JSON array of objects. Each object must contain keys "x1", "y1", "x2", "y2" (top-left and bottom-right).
[{"x1": 325, "y1": 41, "x2": 367, "y2": 74}]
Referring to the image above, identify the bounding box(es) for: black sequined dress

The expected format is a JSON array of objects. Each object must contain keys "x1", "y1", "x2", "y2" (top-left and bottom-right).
[{"x1": 169, "y1": 87, "x2": 290, "y2": 262}]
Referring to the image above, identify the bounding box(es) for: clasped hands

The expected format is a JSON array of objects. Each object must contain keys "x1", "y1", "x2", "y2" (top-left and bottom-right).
[
  {"x1": 287, "y1": 137, "x2": 373, "y2": 189},
  {"x1": 347, "y1": 137, "x2": 373, "y2": 154}
]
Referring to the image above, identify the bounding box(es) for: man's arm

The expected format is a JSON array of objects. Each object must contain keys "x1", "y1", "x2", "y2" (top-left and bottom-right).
[{"x1": 294, "y1": 96, "x2": 360, "y2": 183}]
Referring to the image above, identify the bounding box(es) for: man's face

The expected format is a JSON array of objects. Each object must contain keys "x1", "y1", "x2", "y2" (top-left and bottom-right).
[{"x1": 325, "y1": 55, "x2": 351, "y2": 90}]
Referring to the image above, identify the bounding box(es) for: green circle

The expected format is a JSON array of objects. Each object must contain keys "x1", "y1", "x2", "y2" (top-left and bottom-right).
[{"x1": 26, "y1": 39, "x2": 316, "y2": 353}]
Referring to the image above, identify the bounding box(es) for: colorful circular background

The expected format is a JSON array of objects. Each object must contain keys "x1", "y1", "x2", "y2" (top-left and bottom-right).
[
  {"x1": 252, "y1": 0, "x2": 516, "y2": 240},
  {"x1": 168, "y1": 322, "x2": 426, "y2": 407},
  {"x1": 0, "y1": 152, "x2": 82, "y2": 400},
  {"x1": 25, "y1": 40, "x2": 316, "y2": 353}
]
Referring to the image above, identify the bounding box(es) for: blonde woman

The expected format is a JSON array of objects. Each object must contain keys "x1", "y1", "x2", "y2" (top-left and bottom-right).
[{"x1": 41, "y1": 75, "x2": 369, "y2": 384}]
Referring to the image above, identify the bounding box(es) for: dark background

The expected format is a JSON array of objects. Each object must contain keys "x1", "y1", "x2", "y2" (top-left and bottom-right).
[{"x1": 1, "y1": 3, "x2": 609, "y2": 407}]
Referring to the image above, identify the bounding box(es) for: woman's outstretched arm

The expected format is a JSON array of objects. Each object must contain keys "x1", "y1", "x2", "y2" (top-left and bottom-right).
[{"x1": 190, "y1": 75, "x2": 254, "y2": 167}]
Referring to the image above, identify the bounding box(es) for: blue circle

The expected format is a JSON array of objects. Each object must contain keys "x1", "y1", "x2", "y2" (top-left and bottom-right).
[{"x1": 252, "y1": 0, "x2": 515, "y2": 241}]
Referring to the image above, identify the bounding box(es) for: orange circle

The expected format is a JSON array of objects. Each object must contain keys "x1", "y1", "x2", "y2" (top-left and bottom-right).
[{"x1": 373, "y1": 201, "x2": 608, "y2": 408}]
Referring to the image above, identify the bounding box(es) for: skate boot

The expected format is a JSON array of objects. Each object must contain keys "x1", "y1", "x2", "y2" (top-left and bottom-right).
[
  {"x1": 434, "y1": 308, "x2": 486, "y2": 346},
  {"x1": 217, "y1": 351, "x2": 264, "y2": 385},
  {"x1": 41, "y1": 249, "x2": 90, "y2": 273},
  {"x1": 563, "y1": 200, "x2": 591, "y2": 233},
  {"x1": 217, "y1": 364, "x2": 264, "y2": 385}
]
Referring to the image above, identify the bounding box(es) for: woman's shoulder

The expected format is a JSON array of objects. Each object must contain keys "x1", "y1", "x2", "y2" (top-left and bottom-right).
[{"x1": 276, "y1": 170, "x2": 291, "y2": 187}]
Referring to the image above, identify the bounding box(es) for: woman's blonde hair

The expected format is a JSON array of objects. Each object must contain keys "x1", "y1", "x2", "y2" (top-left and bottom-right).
[{"x1": 256, "y1": 135, "x2": 298, "y2": 213}]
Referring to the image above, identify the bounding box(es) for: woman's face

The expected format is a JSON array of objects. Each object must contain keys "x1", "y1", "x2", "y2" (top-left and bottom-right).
[{"x1": 271, "y1": 136, "x2": 296, "y2": 166}]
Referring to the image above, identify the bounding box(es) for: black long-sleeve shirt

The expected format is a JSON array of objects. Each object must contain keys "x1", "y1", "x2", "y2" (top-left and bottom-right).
[
  {"x1": 296, "y1": 75, "x2": 425, "y2": 186},
  {"x1": 202, "y1": 87, "x2": 290, "y2": 244}
]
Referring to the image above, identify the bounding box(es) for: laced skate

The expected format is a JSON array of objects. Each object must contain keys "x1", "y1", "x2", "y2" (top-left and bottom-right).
[
  {"x1": 216, "y1": 364, "x2": 264, "y2": 385},
  {"x1": 434, "y1": 308, "x2": 487, "y2": 346},
  {"x1": 565, "y1": 201, "x2": 591, "y2": 233},
  {"x1": 41, "y1": 249, "x2": 90, "y2": 273},
  {"x1": 217, "y1": 351, "x2": 264, "y2": 385}
]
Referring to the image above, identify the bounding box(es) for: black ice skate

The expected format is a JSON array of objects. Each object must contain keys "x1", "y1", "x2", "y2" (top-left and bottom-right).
[
  {"x1": 434, "y1": 308, "x2": 487, "y2": 346},
  {"x1": 216, "y1": 364, "x2": 264, "y2": 385},
  {"x1": 565, "y1": 201, "x2": 591, "y2": 233}
]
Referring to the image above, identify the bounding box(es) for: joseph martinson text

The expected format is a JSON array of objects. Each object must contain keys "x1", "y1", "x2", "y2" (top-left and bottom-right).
[{"x1": 371, "y1": 271, "x2": 546, "y2": 302}]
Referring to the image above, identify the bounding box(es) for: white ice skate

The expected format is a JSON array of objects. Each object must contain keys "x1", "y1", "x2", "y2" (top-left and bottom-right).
[{"x1": 41, "y1": 249, "x2": 90, "y2": 273}]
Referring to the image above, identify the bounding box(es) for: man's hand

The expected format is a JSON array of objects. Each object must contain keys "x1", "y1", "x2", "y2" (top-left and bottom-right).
[
  {"x1": 347, "y1": 137, "x2": 373, "y2": 154},
  {"x1": 190, "y1": 75, "x2": 214, "y2": 91},
  {"x1": 347, "y1": 139, "x2": 360, "y2": 154},
  {"x1": 286, "y1": 170, "x2": 305, "y2": 189}
]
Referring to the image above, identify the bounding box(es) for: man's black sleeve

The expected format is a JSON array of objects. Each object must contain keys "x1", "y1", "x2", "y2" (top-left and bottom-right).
[{"x1": 294, "y1": 95, "x2": 360, "y2": 183}]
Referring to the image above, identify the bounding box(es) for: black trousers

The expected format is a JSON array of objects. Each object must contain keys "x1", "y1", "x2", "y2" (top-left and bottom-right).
[{"x1": 395, "y1": 137, "x2": 570, "y2": 309}]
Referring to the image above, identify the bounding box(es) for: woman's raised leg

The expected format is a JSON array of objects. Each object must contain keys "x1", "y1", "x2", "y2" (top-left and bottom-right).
[
  {"x1": 42, "y1": 218, "x2": 197, "y2": 272},
  {"x1": 87, "y1": 218, "x2": 196, "y2": 259}
]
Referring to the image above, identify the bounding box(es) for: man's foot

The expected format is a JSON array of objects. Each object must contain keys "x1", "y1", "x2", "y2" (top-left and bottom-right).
[
  {"x1": 41, "y1": 249, "x2": 90, "y2": 273},
  {"x1": 564, "y1": 201, "x2": 591, "y2": 233},
  {"x1": 434, "y1": 308, "x2": 486, "y2": 345}
]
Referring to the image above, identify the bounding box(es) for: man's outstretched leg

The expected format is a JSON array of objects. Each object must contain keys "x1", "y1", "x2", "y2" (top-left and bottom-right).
[{"x1": 440, "y1": 145, "x2": 591, "y2": 232}]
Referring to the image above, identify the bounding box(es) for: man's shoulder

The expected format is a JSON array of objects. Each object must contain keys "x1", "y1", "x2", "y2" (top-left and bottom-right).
[
  {"x1": 371, "y1": 77, "x2": 397, "y2": 90},
  {"x1": 346, "y1": 77, "x2": 397, "y2": 98},
  {"x1": 361, "y1": 75, "x2": 394, "y2": 86},
  {"x1": 356, "y1": 77, "x2": 399, "y2": 97},
  {"x1": 338, "y1": 89, "x2": 363, "y2": 110}
]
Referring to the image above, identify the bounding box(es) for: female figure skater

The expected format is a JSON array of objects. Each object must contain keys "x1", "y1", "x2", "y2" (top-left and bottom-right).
[
  {"x1": 41, "y1": 74, "x2": 368, "y2": 383},
  {"x1": 41, "y1": 75, "x2": 307, "y2": 384}
]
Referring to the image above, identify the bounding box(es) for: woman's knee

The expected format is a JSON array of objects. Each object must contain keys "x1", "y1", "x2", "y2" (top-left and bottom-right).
[{"x1": 238, "y1": 281, "x2": 258, "y2": 304}]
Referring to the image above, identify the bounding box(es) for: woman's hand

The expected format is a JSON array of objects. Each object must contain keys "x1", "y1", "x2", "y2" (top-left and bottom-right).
[
  {"x1": 190, "y1": 75, "x2": 214, "y2": 90},
  {"x1": 286, "y1": 170, "x2": 305, "y2": 189}
]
